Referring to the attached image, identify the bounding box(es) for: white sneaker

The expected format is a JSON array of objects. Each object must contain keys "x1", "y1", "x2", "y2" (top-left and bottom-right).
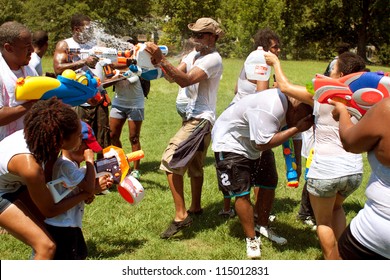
[
  {"x1": 255, "y1": 225, "x2": 287, "y2": 245},
  {"x1": 302, "y1": 217, "x2": 317, "y2": 231},
  {"x1": 246, "y1": 236, "x2": 261, "y2": 259}
]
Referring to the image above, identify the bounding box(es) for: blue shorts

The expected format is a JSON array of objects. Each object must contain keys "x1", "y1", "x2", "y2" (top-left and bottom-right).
[
  {"x1": 110, "y1": 106, "x2": 144, "y2": 121},
  {"x1": 307, "y1": 173, "x2": 362, "y2": 198}
]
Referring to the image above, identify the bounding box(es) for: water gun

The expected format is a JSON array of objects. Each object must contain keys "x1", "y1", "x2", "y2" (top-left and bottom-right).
[
  {"x1": 281, "y1": 127, "x2": 299, "y2": 188},
  {"x1": 304, "y1": 148, "x2": 314, "y2": 180},
  {"x1": 311, "y1": 71, "x2": 390, "y2": 119},
  {"x1": 15, "y1": 69, "x2": 100, "y2": 106},
  {"x1": 47, "y1": 147, "x2": 144, "y2": 203},
  {"x1": 116, "y1": 43, "x2": 167, "y2": 80},
  {"x1": 95, "y1": 146, "x2": 144, "y2": 184},
  {"x1": 96, "y1": 146, "x2": 145, "y2": 205}
]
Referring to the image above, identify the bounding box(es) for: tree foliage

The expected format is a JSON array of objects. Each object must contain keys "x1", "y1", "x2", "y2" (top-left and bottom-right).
[{"x1": 0, "y1": 0, "x2": 388, "y2": 64}]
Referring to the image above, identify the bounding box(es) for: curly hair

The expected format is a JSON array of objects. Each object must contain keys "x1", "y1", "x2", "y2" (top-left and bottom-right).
[
  {"x1": 24, "y1": 97, "x2": 80, "y2": 165},
  {"x1": 337, "y1": 52, "x2": 366, "y2": 76},
  {"x1": 253, "y1": 28, "x2": 280, "y2": 52}
]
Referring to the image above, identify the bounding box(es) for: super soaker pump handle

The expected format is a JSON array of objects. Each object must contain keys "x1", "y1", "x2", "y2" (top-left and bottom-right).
[{"x1": 126, "y1": 150, "x2": 144, "y2": 162}]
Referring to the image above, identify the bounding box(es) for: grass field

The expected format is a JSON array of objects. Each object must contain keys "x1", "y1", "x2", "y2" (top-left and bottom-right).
[{"x1": 1, "y1": 57, "x2": 389, "y2": 260}]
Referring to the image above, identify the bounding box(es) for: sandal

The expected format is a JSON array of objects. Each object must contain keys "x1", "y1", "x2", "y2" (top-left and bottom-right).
[
  {"x1": 160, "y1": 216, "x2": 193, "y2": 239},
  {"x1": 187, "y1": 208, "x2": 204, "y2": 215}
]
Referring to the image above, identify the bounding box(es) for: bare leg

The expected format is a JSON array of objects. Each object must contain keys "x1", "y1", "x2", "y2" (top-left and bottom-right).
[
  {"x1": 188, "y1": 176, "x2": 203, "y2": 213},
  {"x1": 310, "y1": 193, "x2": 344, "y2": 260},
  {"x1": 167, "y1": 172, "x2": 188, "y2": 221},
  {"x1": 235, "y1": 195, "x2": 256, "y2": 238},
  {"x1": 128, "y1": 120, "x2": 142, "y2": 170},
  {"x1": 333, "y1": 194, "x2": 347, "y2": 240},
  {"x1": 223, "y1": 197, "x2": 232, "y2": 211},
  {"x1": 256, "y1": 188, "x2": 275, "y2": 227},
  {"x1": 0, "y1": 200, "x2": 56, "y2": 259},
  {"x1": 109, "y1": 117, "x2": 126, "y2": 148}
]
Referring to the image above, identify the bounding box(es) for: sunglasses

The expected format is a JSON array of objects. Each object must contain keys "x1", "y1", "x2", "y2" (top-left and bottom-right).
[{"x1": 191, "y1": 32, "x2": 213, "y2": 39}]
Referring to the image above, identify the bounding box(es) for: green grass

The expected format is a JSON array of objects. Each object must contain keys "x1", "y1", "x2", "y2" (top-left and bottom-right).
[{"x1": 1, "y1": 57, "x2": 389, "y2": 260}]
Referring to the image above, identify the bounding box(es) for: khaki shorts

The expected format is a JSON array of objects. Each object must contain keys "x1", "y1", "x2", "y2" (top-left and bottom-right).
[{"x1": 160, "y1": 118, "x2": 211, "y2": 177}]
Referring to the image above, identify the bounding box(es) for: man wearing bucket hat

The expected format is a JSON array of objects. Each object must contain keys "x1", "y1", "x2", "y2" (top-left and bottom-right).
[
  {"x1": 144, "y1": 18, "x2": 224, "y2": 239},
  {"x1": 44, "y1": 121, "x2": 113, "y2": 259}
]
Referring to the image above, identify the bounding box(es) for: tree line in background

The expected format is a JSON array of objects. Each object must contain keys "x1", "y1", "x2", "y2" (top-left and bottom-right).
[{"x1": 1, "y1": 0, "x2": 389, "y2": 64}]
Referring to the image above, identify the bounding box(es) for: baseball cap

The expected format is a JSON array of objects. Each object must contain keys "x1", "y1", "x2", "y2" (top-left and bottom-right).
[
  {"x1": 81, "y1": 121, "x2": 102, "y2": 152},
  {"x1": 188, "y1": 18, "x2": 224, "y2": 38}
]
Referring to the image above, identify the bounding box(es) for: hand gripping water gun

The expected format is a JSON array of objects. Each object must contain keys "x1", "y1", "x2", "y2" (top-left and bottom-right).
[
  {"x1": 95, "y1": 146, "x2": 144, "y2": 184},
  {"x1": 117, "y1": 43, "x2": 168, "y2": 81},
  {"x1": 281, "y1": 127, "x2": 299, "y2": 188},
  {"x1": 311, "y1": 71, "x2": 390, "y2": 119},
  {"x1": 15, "y1": 69, "x2": 100, "y2": 106},
  {"x1": 96, "y1": 146, "x2": 145, "y2": 205},
  {"x1": 47, "y1": 146, "x2": 145, "y2": 204}
]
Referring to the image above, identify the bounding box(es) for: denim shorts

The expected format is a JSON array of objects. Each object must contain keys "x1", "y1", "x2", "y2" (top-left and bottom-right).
[
  {"x1": 0, "y1": 187, "x2": 26, "y2": 213},
  {"x1": 307, "y1": 173, "x2": 362, "y2": 198},
  {"x1": 110, "y1": 106, "x2": 144, "y2": 121}
]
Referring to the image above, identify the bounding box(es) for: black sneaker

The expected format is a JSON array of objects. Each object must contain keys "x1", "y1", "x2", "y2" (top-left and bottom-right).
[{"x1": 160, "y1": 216, "x2": 193, "y2": 239}]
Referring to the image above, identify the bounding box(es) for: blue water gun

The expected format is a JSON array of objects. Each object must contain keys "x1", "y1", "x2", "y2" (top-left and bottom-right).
[
  {"x1": 281, "y1": 127, "x2": 299, "y2": 188},
  {"x1": 15, "y1": 69, "x2": 100, "y2": 106}
]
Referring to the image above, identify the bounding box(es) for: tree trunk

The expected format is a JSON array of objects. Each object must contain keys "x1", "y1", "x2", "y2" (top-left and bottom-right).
[{"x1": 356, "y1": 0, "x2": 370, "y2": 61}]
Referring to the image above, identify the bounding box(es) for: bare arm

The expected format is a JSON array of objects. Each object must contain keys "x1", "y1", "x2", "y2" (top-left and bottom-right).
[
  {"x1": 264, "y1": 52, "x2": 314, "y2": 106},
  {"x1": 53, "y1": 40, "x2": 98, "y2": 75},
  {"x1": 160, "y1": 57, "x2": 207, "y2": 88},
  {"x1": 256, "y1": 114, "x2": 313, "y2": 151},
  {"x1": 74, "y1": 149, "x2": 96, "y2": 194},
  {"x1": 330, "y1": 99, "x2": 384, "y2": 155},
  {"x1": 9, "y1": 154, "x2": 92, "y2": 218},
  {"x1": 0, "y1": 101, "x2": 36, "y2": 126}
]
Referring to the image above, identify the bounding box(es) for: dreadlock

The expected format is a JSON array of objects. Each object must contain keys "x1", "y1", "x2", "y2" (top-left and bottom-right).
[{"x1": 24, "y1": 97, "x2": 79, "y2": 165}]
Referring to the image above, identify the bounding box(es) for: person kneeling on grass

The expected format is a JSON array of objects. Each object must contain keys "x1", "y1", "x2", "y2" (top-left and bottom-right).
[
  {"x1": 211, "y1": 88, "x2": 313, "y2": 259},
  {"x1": 44, "y1": 121, "x2": 113, "y2": 260}
]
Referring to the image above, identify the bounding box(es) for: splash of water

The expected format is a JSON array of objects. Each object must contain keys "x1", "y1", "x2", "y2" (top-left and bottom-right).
[{"x1": 89, "y1": 21, "x2": 133, "y2": 50}]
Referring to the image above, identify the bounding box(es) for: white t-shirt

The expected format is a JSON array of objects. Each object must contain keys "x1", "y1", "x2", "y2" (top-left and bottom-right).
[
  {"x1": 112, "y1": 75, "x2": 144, "y2": 109},
  {"x1": 28, "y1": 52, "x2": 43, "y2": 75},
  {"x1": 231, "y1": 67, "x2": 257, "y2": 104},
  {"x1": 45, "y1": 156, "x2": 86, "y2": 228},
  {"x1": 307, "y1": 101, "x2": 363, "y2": 179},
  {"x1": 350, "y1": 151, "x2": 390, "y2": 258},
  {"x1": 65, "y1": 38, "x2": 105, "y2": 107},
  {"x1": 0, "y1": 54, "x2": 38, "y2": 140},
  {"x1": 185, "y1": 51, "x2": 223, "y2": 125},
  {"x1": 212, "y1": 88, "x2": 287, "y2": 159},
  {"x1": 0, "y1": 130, "x2": 30, "y2": 196},
  {"x1": 176, "y1": 50, "x2": 198, "y2": 106}
]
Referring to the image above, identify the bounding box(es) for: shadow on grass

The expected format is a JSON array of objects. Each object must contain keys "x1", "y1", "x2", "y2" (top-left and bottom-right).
[
  {"x1": 87, "y1": 237, "x2": 147, "y2": 259},
  {"x1": 160, "y1": 201, "x2": 238, "y2": 241},
  {"x1": 343, "y1": 199, "x2": 364, "y2": 216}
]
